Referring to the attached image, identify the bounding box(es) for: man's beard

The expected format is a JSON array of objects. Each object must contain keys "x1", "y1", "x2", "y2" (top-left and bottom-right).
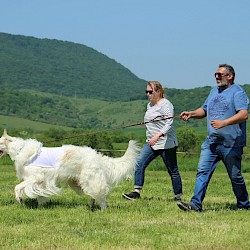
[{"x1": 217, "y1": 80, "x2": 228, "y2": 87}]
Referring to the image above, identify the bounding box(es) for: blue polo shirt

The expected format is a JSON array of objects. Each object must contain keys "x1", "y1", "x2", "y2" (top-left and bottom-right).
[{"x1": 202, "y1": 84, "x2": 249, "y2": 147}]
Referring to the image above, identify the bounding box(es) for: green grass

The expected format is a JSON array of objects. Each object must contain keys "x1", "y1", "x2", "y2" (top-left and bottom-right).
[
  {"x1": 0, "y1": 160, "x2": 250, "y2": 249},
  {"x1": 0, "y1": 115, "x2": 72, "y2": 131}
]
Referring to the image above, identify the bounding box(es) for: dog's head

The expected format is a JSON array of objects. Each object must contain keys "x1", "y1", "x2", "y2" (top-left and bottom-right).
[{"x1": 0, "y1": 129, "x2": 14, "y2": 158}]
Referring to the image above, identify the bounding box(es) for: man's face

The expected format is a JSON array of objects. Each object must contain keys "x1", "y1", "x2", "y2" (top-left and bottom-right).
[{"x1": 214, "y1": 67, "x2": 231, "y2": 88}]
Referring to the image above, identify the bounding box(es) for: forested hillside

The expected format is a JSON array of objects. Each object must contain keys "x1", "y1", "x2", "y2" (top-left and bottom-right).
[
  {"x1": 0, "y1": 32, "x2": 146, "y2": 101},
  {"x1": 1, "y1": 84, "x2": 250, "y2": 130},
  {"x1": 1, "y1": 32, "x2": 250, "y2": 130}
]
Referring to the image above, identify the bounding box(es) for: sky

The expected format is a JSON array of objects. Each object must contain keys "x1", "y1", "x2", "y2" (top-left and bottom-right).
[{"x1": 1, "y1": 0, "x2": 250, "y2": 89}]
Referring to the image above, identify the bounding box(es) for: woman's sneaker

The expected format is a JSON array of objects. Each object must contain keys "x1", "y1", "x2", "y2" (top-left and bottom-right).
[
  {"x1": 122, "y1": 191, "x2": 140, "y2": 200},
  {"x1": 174, "y1": 194, "x2": 182, "y2": 201}
]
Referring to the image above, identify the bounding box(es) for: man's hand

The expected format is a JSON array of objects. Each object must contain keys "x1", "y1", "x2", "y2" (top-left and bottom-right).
[
  {"x1": 180, "y1": 111, "x2": 192, "y2": 121},
  {"x1": 211, "y1": 110, "x2": 248, "y2": 129},
  {"x1": 180, "y1": 108, "x2": 206, "y2": 121},
  {"x1": 211, "y1": 120, "x2": 226, "y2": 129}
]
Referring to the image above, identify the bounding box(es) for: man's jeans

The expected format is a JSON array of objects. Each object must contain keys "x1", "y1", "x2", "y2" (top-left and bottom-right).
[
  {"x1": 191, "y1": 138, "x2": 250, "y2": 210},
  {"x1": 134, "y1": 143, "x2": 182, "y2": 196}
]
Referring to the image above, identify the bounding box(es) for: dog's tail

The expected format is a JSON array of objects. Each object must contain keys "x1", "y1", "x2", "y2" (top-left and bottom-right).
[{"x1": 104, "y1": 140, "x2": 140, "y2": 185}]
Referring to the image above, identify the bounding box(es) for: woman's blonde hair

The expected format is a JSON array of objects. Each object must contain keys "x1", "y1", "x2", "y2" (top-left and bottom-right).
[{"x1": 147, "y1": 81, "x2": 165, "y2": 98}]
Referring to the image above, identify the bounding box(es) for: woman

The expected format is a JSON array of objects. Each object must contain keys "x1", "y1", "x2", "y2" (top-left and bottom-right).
[{"x1": 123, "y1": 81, "x2": 182, "y2": 201}]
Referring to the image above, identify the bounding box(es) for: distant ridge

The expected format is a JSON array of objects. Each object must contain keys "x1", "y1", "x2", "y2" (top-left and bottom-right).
[
  {"x1": 0, "y1": 32, "x2": 146, "y2": 101},
  {"x1": 1, "y1": 32, "x2": 250, "y2": 129}
]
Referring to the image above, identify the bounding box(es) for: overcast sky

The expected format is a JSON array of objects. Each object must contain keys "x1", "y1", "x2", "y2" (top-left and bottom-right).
[{"x1": 1, "y1": 0, "x2": 250, "y2": 89}]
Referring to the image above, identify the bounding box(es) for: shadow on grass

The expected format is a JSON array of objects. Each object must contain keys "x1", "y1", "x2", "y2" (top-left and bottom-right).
[
  {"x1": 201, "y1": 202, "x2": 246, "y2": 212},
  {"x1": 23, "y1": 198, "x2": 97, "y2": 211},
  {"x1": 143, "y1": 196, "x2": 171, "y2": 202},
  {"x1": 141, "y1": 197, "x2": 247, "y2": 212},
  {"x1": 174, "y1": 202, "x2": 247, "y2": 212},
  {"x1": 3, "y1": 197, "x2": 124, "y2": 212}
]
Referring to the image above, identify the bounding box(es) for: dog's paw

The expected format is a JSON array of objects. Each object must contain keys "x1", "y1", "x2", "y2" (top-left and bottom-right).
[{"x1": 16, "y1": 196, "x2": 23, "y2": 204}]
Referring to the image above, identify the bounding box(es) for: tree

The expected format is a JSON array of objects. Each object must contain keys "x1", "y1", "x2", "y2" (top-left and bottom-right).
[{"x1": 176, "y1": 127, "x2": 198, "y2": 152}]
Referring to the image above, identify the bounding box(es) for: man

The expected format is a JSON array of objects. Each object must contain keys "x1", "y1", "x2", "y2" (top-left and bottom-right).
[{"x1": 178, "y1": 64, "x2": 250, "y2": 211}]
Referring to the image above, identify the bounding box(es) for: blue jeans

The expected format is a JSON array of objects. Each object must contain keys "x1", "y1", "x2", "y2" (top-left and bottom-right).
[
  {"x1": 191, "y1": 138, "x2": 250, "y2": 210},
  {"x1": 134, "y1": 143, "x2": 182, "y2": 196}
]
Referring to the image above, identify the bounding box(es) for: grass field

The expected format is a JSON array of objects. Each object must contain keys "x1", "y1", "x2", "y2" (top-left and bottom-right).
[
  {"x1": 0, "y1": 158, "x2": 249, "y2": 250},
  {"x1": 0, "y1": 115, "x2": 72, "y2": 132}
]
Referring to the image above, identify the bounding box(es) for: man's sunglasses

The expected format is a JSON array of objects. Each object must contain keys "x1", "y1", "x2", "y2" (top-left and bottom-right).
[
  {"x1": 214, "y1": 72, "x2": 229, "y2": 78},
  {"x1": 145, "y1": 90, "x2": 154, "y2": 94}
]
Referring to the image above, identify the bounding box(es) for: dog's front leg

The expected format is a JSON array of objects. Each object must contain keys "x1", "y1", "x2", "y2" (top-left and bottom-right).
[
  {"x1": 14, "y1": 183, "x2": 24, "y2": 204},
  {"x1": 37, "y1": 196, "x2": 48, "y2": 205},
  {"x1": 16, "y1": 196, "x2": 23, "y2": 204}
]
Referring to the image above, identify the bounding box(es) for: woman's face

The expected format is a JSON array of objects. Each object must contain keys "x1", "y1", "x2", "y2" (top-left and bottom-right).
[{"x1": 146, "y1": 85, "x2": 158, "y2": 103}]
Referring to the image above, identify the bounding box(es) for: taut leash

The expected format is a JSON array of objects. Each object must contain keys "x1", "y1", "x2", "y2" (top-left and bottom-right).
[{"x1": 45, "y1": 115, "x2": 180, "y2": 143}]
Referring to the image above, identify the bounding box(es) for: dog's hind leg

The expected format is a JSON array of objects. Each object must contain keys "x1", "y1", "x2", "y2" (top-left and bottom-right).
[
  {"x1": 98, "y1": 198, "x2": 107, "y2": 211},
  {"x1": 89, "y1": 197, "x2": 95, "y2": 210},
  {"x1": 89, "y1": 197, "x2": 107, "y2": 211},
  {"x1": 68, "y1": 179, "x2": 82, "y2": 195}
]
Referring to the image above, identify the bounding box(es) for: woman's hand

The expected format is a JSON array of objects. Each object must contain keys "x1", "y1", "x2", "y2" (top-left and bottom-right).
[{"x1": 148, "y1": 133, "x2": 162, "y2": 146}]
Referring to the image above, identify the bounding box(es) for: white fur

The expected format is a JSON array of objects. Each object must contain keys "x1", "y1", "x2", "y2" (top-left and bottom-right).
[{"x1": 0, "y1": 129, "x2": 140, "y2": 210}]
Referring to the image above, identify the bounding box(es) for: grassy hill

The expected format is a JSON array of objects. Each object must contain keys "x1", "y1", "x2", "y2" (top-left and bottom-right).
[
  {"x1": 2, "y1": 84, "x2": 250, "y2": 131},
  {"x1": 0, "y1": 87, "x2": 147, "y2": 129},
  {"x1": 0, "y1": 115, "x2": 72, "y2": 132},
  {"x1": 1, "y1": 32, "x2": 250, "y2": 131},
  {"x1": 0, "y1": 32, "x2": 146, "y2": 101}
]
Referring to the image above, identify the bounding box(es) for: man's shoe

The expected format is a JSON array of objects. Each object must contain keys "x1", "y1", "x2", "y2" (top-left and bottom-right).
[
  {"x1": 122, "y1": 191, "x2": 140, "y2": 200},
  {"x1": 238, "y1": 206, "x2": 250, "y2": 210},
  {"x1": 177, "y1": 201, "x2": 201, "y2": 212}
]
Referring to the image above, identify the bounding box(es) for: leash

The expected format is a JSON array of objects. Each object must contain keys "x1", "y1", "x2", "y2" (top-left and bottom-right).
[{"x1": 45, "y1": 115, "x2": 180, "y2": 143}]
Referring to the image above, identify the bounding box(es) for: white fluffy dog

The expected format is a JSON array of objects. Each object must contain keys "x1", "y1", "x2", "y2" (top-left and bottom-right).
[{"x1": 0, "y1": 129, "x2": 140, "y2": 210}]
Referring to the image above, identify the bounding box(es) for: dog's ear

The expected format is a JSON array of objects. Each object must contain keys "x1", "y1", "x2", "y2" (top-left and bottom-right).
[
  {"x1": 2, "y1": 129, "x2": 12, "y2": 142},
  {"x1": 3, "y1": 129, "x2": 8, "y2": 136}
]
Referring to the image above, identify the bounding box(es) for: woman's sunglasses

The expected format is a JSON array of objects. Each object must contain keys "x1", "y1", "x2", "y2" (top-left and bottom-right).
[{"x1": 145, "y1": 90, "x2": 154, "y2": 94}]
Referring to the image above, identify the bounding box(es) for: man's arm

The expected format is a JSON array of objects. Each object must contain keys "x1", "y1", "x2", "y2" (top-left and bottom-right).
[
  {"x1": 180, "y1": 108, "x2": 206, "y2": 121},
  {"x1": 211, "y1": 110, "x2": 248, "y2": 129}
]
